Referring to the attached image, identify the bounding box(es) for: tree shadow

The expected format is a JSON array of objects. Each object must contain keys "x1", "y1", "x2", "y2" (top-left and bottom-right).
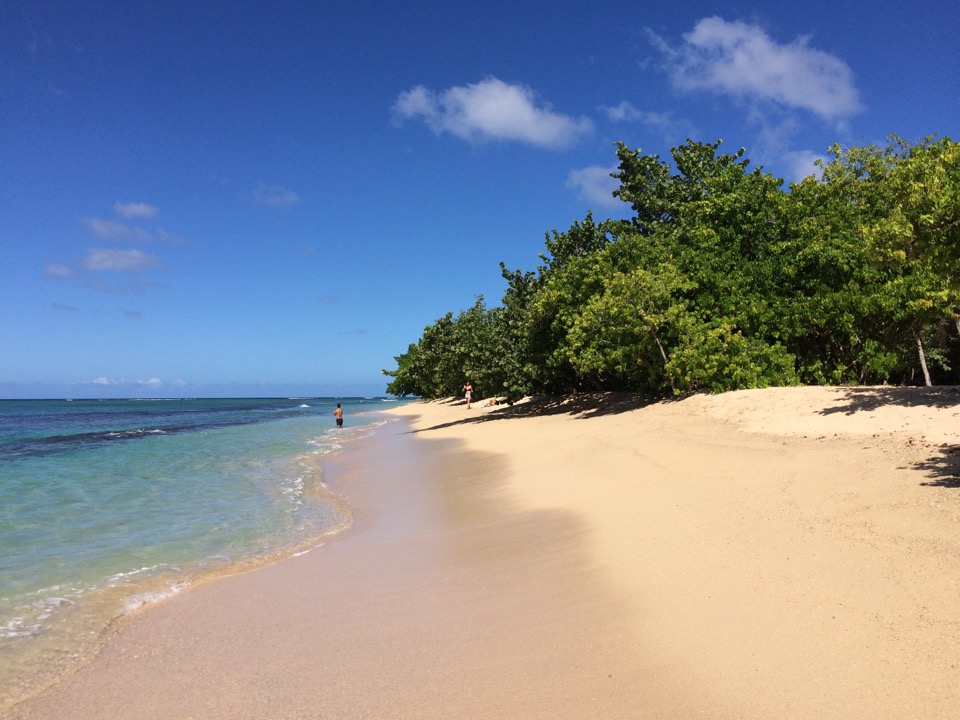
[
  {"x1": 407, "y1": 390, "x2": 960, "y2": 490},
  {"x1": 915, "y1": 445, "x2": 960, "y2": 488},
  {"x1": 502, "y1": 392, "x2": 661, "y2": 419},
  {"x1": 818, "y1": 385, "x2": 960, "y2": 416},
  {"x1": 403, "y1": 392, "x2": 661, "y2": 434},
  {"x1": 816, "y1": 386, "x2": 960, "y2": 488}
]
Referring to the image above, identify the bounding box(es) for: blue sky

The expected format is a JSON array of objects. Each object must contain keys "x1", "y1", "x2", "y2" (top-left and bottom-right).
[{"x1": 2, "y1": 1, "x2": 958, "y2": 398}]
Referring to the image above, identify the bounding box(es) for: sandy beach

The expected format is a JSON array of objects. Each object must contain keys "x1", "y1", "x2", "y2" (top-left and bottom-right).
[{"x1": 4, "y1": 386, "x2": 959, "y2": 719}]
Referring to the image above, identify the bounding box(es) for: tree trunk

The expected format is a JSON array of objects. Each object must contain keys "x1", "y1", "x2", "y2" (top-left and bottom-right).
[
  {"x1": 954, "y1": 315, "x2": 960, "y2": 340},
  {"x1": 651, "y1": 331, "x2": 675, "y2": 393},
  {"x1": 916, "y1": 335, "x2": 933, "y2": 386}
]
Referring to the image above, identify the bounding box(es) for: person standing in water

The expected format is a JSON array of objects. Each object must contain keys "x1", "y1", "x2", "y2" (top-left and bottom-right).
[
  {"x1": 333, "y1": 403, "x2": 343, "y2": 428},
  {"x1": 463, "y1": 381, "x2": 473, "y2": 409}
]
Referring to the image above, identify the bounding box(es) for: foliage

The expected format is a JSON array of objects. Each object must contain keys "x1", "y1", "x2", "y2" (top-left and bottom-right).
[{"x1": 384, "y1": 136, "x2": 960, "y2": 399}]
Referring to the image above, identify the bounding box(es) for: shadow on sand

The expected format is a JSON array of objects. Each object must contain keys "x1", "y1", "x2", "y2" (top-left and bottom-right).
[
  {"x1": 914, "y1": 445, "x2": 960, "y2": 488},
  {"x1": 818, "y1": 385, "x2": 960, "y2": 416},
  {"x1": 404, "y1": 392, "x2": 660, "y2": 434},
  {"x1": 813, "y1": 386, "x2": 959, "y2": 488},
  {"x1": 407, "y1": 387, "x2": 960, "y2": 489}
]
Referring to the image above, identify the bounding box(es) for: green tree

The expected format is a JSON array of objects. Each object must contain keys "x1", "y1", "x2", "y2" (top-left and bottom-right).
[
  {"x1": 860, "y1": 136, "x2": 960, "y2": 382},
  {"x1": 384, "y1": 297, "x2": 506, "y2": 399},
  {"x1": 509, "y1": 213, "x2": 622, "y2": 393},
  {"x1": 610, "y1": 139, "x2": 797, "y2": 391},
  {"x1": 779, "y1": 137, "x2": 959, "y2": 384},
  {"x1": 383, "y1": 312, "x2": 461, "y2": 397},
  {"x1": 564, "y1": 262, "x2": 692, "y2": 394},
  {"x1": 385, "y1": 135, "x2": 960, "y2": 399}
]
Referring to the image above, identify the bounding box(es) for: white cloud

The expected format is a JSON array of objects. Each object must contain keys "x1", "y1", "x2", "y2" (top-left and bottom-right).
[
  {"x1": 253, "y1": 182, "x2": 300, "y2": 208},
  {"x1": 566, "y1": 165, "x2": 621, "y2": 209},
  {"x1": 113, "y1": 201, "x2": 158, "y2": 219},
  {"x1": 651, "y1": 17, "x2": 862, "y2": 122},
  {"x1": 394, "y1": 77, "x2": 593, "y2": 149},
  {"x1": 82, "y1": 248, "x2": 162, "y2": 272}
]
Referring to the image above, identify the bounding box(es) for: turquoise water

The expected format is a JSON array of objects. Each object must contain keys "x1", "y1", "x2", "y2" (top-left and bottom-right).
[{"x1": 0, "y1": 397, "x2": 402, "y2": 706}]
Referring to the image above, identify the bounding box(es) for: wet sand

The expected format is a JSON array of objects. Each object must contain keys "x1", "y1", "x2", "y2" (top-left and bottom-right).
[{"x1": 5, "y1": 386, "x2": 960, "y2": 719}]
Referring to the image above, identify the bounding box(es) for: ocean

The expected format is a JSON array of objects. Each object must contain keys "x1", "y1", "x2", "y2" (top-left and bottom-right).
[{"x1": 0, "y1": 396, "x2": 403, "y2": 707}]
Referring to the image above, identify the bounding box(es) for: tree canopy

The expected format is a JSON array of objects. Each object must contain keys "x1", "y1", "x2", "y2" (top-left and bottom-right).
[{"x1": 383, "y1": 136, "x2": 960, "y2": 401}]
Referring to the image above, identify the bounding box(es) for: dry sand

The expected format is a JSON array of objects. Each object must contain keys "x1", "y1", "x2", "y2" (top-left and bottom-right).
[{"x1": 4, "y1": 386, "x2": 959, "y2": 719}]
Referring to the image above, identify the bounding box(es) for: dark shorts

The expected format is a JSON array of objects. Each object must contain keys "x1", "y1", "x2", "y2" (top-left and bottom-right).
[{"x1": 336, "y1": 418, "x2": 343, "y2": 427}]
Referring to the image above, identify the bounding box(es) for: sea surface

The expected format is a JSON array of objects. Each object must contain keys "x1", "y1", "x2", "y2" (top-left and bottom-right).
[{"x1": 0, "y1": 396, "x2": 402, "y2": 708}]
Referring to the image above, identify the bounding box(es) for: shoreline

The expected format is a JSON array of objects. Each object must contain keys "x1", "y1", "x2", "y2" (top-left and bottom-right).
[
  {"x1": 0, "y1": 424, "x2": 359, "y2": 714},
  {"x1": 5, "y1": 386, "x2": 959, "y2": 718},
  {"x1": 6, "y1": 410, "x2": 665, "y2": 718}
]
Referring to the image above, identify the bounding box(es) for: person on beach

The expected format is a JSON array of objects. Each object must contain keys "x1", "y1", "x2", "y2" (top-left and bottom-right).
[
  {"x1": 333, "y1": 403, "x2": 343, "y2": 428},
  {"x1": 463, "y1": 381, "x2": 473, "y2": 409}
]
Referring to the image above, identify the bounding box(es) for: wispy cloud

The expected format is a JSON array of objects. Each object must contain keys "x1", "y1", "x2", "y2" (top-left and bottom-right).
[
  {"x1": 92, "y1": 376, "x2": 164, "y2": 388},
  {"x1": 83, "y1": 277, "x2": 157, "y2": 295},
  {"x1": 80, "y1": 376, "x2": 189, "y2": 397},
  {"x1": 80, "y1": 202, "x2": 187, "y2": 245},
  {"x1": 649, "y1": 17, "x2": 862, "y2": 123},
  {"x1": 83, "y1": 217, "x2": 153, "y2": 243},
  {"x1": 82, "y1": 248, "x2": 162, "y2": 272},
  {"x1": 45, "y1": 262, "x2": 76, "y2": 279},
  {"x1": 47, "y1": 202, "x2": 181, "y2": 293},
  {"x1": 253, "y1": 182, "x2": 300, "y2": 208},
  {"x1": 601, "y1": 101, "x2": 666, "y2": 126},
  {"x1": 154, "y1": 228, "x2": 188, "y2": 245},
  {"x1": 83, "y1": 216, "x2": 185, "y2": 245},
  {"x1": 394, "y1": 77, "x2": 593, "y2": 149},
  {"x1": 600, "y1": 101, "x2": 697, "y2": 143},
  {"x1": 113, "y1": 201, "x2": 158, "y2": 219}
]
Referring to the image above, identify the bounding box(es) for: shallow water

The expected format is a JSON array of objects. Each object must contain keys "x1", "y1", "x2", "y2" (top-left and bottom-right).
[{"x1": 0, "y1": 397, "x2": 404, "y2": 708}]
